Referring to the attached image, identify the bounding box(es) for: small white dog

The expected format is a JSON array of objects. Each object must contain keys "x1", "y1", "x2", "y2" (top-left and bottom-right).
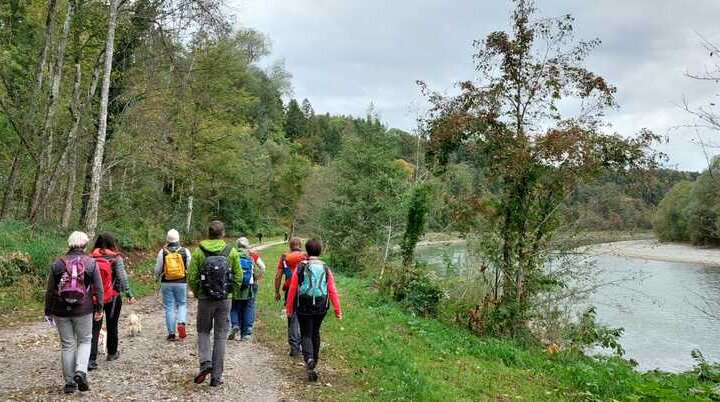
[
  {"x1": 98, "y1": 328, "x2": 107, "y2": 354},
  {"x1": 128, "y1": 313, "x2": 142, "y2": 336}
]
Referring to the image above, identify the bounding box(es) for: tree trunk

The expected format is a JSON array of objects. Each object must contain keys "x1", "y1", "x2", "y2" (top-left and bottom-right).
[
  {"x1": 185, "y1": 181, "x2": 194, "y2": 234},
  {"x1": 30, "y1": 0, "x2": 75, "y2": 222},
  {"x1": 0, "y1": 153, "x2": 22, "y2": 220},
  {"x1": 61, "y1": 55, "x2": 85, "y2": 229},
  {"x1": 85, "y1": 0, "x2": 119, "y2": 238},
  {"x1": 33, "y1": 0, "x2": 58, "y2": 100}
]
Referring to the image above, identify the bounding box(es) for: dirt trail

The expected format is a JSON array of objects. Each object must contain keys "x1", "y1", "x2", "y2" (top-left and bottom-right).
[{"x1": 0, "y1": 240, "x2": 297, "y2": 401}]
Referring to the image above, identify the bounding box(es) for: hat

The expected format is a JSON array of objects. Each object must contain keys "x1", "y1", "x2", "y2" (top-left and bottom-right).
[
  {"x1": 167, "y1": 229, "x2": 180, "y2": 243},
  {"x1": 237, "y1": 237, "x2": 250, "y2": 248},
  {"x1": 68, "y1": 231, "x2": 90, "y2": 248}
]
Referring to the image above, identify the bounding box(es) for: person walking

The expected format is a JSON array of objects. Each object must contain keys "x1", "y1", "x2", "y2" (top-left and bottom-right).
[
  {"x1": 228, "y1": 237, "x2": 265, "y2": 341},
  {"x1": 285, "y1": 238, "x2": 341, "y2": 382},
  {"x1": 154, "y1": 229, "x2": 191, "y2": 341},
  {"x1": 44, "y1": 231, "x2": 104, "y2": 394},
  {"x1": 188, "y1": 220, "x2": 242, "y2": 387},
  {"x1": 88, "y1": 233, "x2": 136, "y2": 370},
  {"x1": 274, "y1": 237, "x2": 306, "y2": 357}
]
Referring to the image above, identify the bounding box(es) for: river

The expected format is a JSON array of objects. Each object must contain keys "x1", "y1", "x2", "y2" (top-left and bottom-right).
[{"x1": 416, "y1": 242, "x2": 720, "y2": 372}]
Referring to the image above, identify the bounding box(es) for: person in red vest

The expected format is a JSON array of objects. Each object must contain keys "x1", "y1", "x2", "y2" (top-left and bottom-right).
[
  {"x1": 274, "y1": 237, "x2": 306, "y2": 357},
  {"x1": 88, "y1": 233, "x2": 136, "y2": 370}
]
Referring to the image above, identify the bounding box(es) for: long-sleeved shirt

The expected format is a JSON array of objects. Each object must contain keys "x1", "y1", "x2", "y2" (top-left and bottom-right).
[
  {"x1": 154, "y1": 242, "x2": 192, "y2": 283},
  {"x1": 285, "y1": 258, "x2": 341, "y2": 317},
  {"x1": 91, "y1": 248, "x2": 134, "y2": 299},
  {"x1": 233, "y1": 248, "x2": 266, "y2": 300},
  {"x1": 45, "y1": 249, "x2": 103, "y2": 317},
  {"x1": 188, "y1": 239, "x2": 242, "y2": 300}
]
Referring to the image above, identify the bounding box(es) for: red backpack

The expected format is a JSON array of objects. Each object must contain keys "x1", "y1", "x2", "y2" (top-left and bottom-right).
[{"x1": 92, "y1": 253, "x2": 118, "y2": 303}]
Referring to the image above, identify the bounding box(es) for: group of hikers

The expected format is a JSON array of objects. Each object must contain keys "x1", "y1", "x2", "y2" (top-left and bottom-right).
[{"x1": 43, "y1": 220, "x2": 341, "y2": 394}]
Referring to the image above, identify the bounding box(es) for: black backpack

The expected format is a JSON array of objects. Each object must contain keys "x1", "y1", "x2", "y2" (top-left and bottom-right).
[{"x1": 199, "y1": 245, "x2": 234, "y2": 300}]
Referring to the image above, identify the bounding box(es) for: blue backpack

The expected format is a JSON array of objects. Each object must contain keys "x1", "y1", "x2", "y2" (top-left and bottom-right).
[
  {"x1": 239, "y1": 251, "x2": 254, "y2": 288},
  {"x1": 296, "y1": 260, "x2": 329, "y2": 315}
]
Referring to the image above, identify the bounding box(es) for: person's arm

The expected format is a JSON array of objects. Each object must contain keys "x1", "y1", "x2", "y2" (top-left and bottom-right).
[
  {"x1": 285, "y1": 270, "x2": 299, "y2": 317},
  {"x1": 188, "y1": 247, "x2": 202, "y2": 296},
  {"x1": 274, "y1": 255, "x2": 284, "y2": 300},
  {"x1": 327, "y1": 268, "x2": 342, "y2": 319},
  {"x1": 254, "y1": 254, "x2": 265, "y2": 283},
  {"x1": 154, "y1": 249, "x2": 164, "y2": 280},
  {"x1": 91, "y1": 261, "x2": 104, "y2": 313},
  {"x1": 113, "y1": 257, "x2": 134, "y2": 299},
  {"x1": 184, "y1": 248, "x2": 192, "y2": 272}
]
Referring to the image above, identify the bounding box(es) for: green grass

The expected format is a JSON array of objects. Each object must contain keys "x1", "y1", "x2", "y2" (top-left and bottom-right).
[{"x1": 255, "y1": 243, "x2": 716, "y2": 401}]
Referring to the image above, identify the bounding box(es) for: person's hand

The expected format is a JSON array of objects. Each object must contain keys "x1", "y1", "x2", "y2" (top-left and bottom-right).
[
  {"x1": 127, "y1": 297, "x2": 137, "y2": 305},
  {"x1": 44, "y1": 315, "x2": 55, "y2": 327},
  {"x1": 336, "y1": 312, "x2": 342, "y2": 320},
  {"x1": 274, "y1": 291, "x2": 281, "y2": 302},
  {"x1": 94, "y1": 311, "x2": 103, "y2": 321}
]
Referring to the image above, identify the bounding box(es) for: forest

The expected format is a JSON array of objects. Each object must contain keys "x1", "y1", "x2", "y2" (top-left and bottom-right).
[{"x1": 2, "y1": 0, "x2": 720, "y2": 400}]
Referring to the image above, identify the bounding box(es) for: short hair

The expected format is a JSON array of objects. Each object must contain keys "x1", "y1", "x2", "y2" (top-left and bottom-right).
[
  {"x1": 305, "y1": 238, "x2": 322, "y2": 257},
  {"x1": 208, "y1": 220, "x2": 225, "y2": 239},
  {"x1": 68, "y1": 231, "x2": 89, "y2": 249},
  {"x1": 94, "y1": 232, "x2": 118, "y2": 251},
  {"x1": 289, "y1": 237, "x2": 302, "y2": 251},
  {"x1": 237, "y1": 237, "x2": 250, "y2": 248},
  {"x1": 167, "y1": 229, "x2": 180, "y2": 243}
]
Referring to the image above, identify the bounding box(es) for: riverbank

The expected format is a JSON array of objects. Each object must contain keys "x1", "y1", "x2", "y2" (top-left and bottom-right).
[{"x1": 578, "y1": 239, "x2": 720, "y2": 266}]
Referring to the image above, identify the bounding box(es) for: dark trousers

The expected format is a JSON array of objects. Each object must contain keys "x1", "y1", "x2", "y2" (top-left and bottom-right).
[
  {"x1": 284, "y1": 289, "x2": 301, "y2": 353},
  {"x1": 298, "y1": 312, "x2": 326, "y2": 365},
  {"x1": 90, "y1": 296, "x2": 122, "y2": 362}
]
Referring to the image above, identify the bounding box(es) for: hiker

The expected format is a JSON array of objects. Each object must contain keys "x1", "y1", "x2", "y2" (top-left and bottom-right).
[
  {"x1": 228, "y1": 237, "x2": 266, "y2": 341},
  {"x1": 188, "y1": 220, "x2": 242, "y2": 387},
  {"x1": 88, "y1": 233, "x2": 136, "y2": 370},
  {"x1": 257, "y1": 232, "x2": 263, "y2": 244},
  {"x1": 274, "y1": 237, "x2": 306, "y2": 357},
  {"x1": 283, "y1": 231, "x2": 288, "y2": 242},
  {"x1": 285, "y1": 238, "x2": 341, "y2": 382},
  {"x1": 44, "y1": 231, "x2": 104, "y2": 394},
  {"x1": 154, "y1": 229, "x2": 191, "y2": 341}
]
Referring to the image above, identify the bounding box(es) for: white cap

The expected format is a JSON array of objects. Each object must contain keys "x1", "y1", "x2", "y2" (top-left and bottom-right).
[
  {"x1": 237, "y1": 237, "x2": 250, "y2": 248},
  {"x1": 68, "y1": 231, "x2": 90, "y2": 248},
  {"x1": 167, "y1": 229, "x2": 180, "y2": 243}
]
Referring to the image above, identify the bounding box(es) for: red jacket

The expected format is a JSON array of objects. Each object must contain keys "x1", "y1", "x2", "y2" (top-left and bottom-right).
[{"x1": 285, "y1": 258, "x2": 341, "y2": 318}]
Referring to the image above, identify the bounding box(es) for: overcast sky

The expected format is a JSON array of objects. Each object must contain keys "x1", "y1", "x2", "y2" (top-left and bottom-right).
[{"x1": 229, "y1": 0, "x2": 720, "y2": 172}]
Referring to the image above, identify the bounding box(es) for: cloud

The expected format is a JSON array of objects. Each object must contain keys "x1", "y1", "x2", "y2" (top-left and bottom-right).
[{"x1": 232, "y1": 0, "x2": 720, "y2": 171}]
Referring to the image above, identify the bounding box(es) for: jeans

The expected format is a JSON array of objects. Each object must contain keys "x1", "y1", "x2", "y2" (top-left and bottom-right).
[
  {"x1": 90, "y1": 296, "x2": 122, "y2": 362},
  {"x1": 298, "y1": 313, "x2": 326, "y2": 365},
  {"x1": 161, "y1": 283, "x2": 187, "y2": 335},
  {"x1": 197, "y1": 299, "x2": 231, "y2": 380},
  {"x1": 284, "y1": 289, "x2": 301, "y2": 353},
  {"x1": 55, "y1": 314, "x2": 92, "y2": 385},
  {"x1": 230, "y1": 284, "x2": 257, "y2": 336}
]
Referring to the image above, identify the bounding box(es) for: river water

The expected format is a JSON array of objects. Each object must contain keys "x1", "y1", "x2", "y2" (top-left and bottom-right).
[{"x1": 416, "y1": 243, "x2": 720, "y2": 372}]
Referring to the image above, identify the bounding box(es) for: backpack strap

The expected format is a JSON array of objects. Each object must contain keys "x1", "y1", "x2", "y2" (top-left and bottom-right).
[{"x1": 221, "y1": 245, "x2": 232, "y2": 258}]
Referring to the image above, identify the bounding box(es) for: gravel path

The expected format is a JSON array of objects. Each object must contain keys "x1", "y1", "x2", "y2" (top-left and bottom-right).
[{"x1": 0, "y1": 240, "x2": 296, "y2": 401}]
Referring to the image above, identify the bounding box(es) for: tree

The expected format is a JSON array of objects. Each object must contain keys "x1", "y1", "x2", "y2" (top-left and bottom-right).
[
  {"x1": 284, "y1": 99, "x2": 306, "y2": 141},
  {"x1": 653, "y1": 180, "x2": 694, "y2": 241},
  {"x1": 421, "y1": 0, "x2": 659, "y2": 337}
]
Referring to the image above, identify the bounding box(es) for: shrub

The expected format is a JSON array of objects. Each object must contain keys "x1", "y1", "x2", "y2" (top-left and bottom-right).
[
  {"x1": 381, "y1": 262, "x2": 444, "y2": 316},
  {"x1": 566, "y1": 307, "x2": 625, "y2": 357}
]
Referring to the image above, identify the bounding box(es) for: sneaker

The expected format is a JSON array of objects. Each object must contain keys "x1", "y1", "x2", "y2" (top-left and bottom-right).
[
  {"x1": 227, "y1": 326, "x2": 239, "y2": 341},
  {"x1": 107, "y1": 351, "x2": 120, "y2": 361},
  {"x1": 194, "y1": 362, "x2": 212, "y2": 384},
  {"x1": 73, "y1": 371, "x2": 89, "y2": 392},
  {"x1": 88, "y1": 360, "x2": 98, "y2": 371},
  {"x1": 209, "y1": 378, "x2": 224, "y2": 387},
  {"x1": 177, "y1": 323, "x2": 187, "y2": 339},
  {"x1": 241, "y1": 334, "x2": 252, "y2": 342},
  {"x1": 64, "y1": 383, "x2": 77, "y2": 394},
  {"x1": 167, "y1": 333, "x2": 176, "y2": 341}
]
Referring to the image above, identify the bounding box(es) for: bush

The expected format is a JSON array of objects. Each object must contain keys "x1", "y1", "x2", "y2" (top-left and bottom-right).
[
  {"x1": 0, "y1": 219, "x2": 66, "y2": 285},
  {"x1": 566, "y1": 307, "x2": 625, "y2": 357},
  {"x1": 381, "y1": 262, "x2": 444, "y2": 316}
]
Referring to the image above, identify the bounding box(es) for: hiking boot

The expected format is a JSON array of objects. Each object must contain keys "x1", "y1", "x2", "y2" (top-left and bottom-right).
[
  {"x1": 107, "y1": 351, "x2": 120, "y2": 361},
  {"x1": 73, "y1": 371, "x2": 89, "y2": 392},
  {"x1": 241, "y1": 334, "x2": 252, "y2": 342},
  {"x1": 307, "y1": 369, "x2": 318, "y2": 382},
  {"x1": 289, "y1": 350, "x2": 300, "y2": 358},
  {"x1": 227, "y1": 326, "x2": 239, "y2": 340},
  {"x1": 167, "y1": 333, "x2": 176, "y2": 341},
  {"x1": 194, "y1": 361, "x2": 212, "y2": 384},
  {"x1": 88, "y1": 360, "x2": 98, "y2": 371},
  {"x1": 209, "y1": 378, "x2": 224, "y2": 387},
  {"x1": 306, "y1": 358, "x2": 316, "y2": 370},
  {"x1": 63, "y1": 383, "x2": 77, "y2": 394},
  {"x1": 177, "y1": 323, "x2": 187, "y2": 339}
]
